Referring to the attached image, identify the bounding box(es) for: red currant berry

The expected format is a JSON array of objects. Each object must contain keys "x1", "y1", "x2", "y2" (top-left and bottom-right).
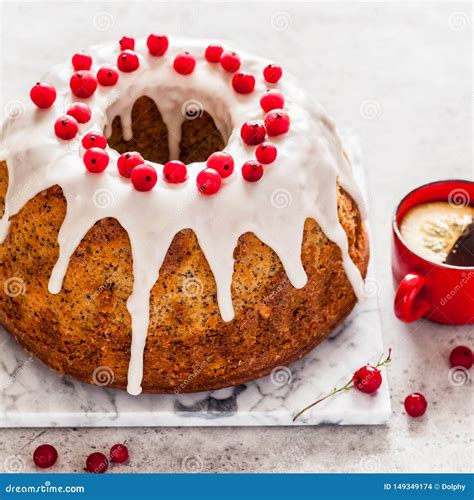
[
  {"x1": 131, "y1": 164, "x2": 158, "y2": 192},
  {"x1": 206, "y1": 152, "x2": 234, "y2": 178},
  {"x1": 242, "y1": 160, "x2": 264, "y2": 182},
  {"x1": 117, "y1": 50, "x2": 140, "y2": 72},
  {"x1": 85, "y1": 452, "x2": 108, "y2": 474},
  {"x1": 260, "y1": 89, "x2": 285, "y2": 113},
  {"x1": 30, "y1": 82, "x2": 56, "y2": 109},
  {"x1": 117, "y1": 151, "x2": 144, "y2": 178},
  {"x1": 163, "y1": 160, "x2": 188, "y2": 184},
  {"x1": 147, "y1": 34, "x2": 169, "y2": 56},
  {"x1": 84, "y1": 147, "x2": 109, "y2": 173},
  {"x1": 33, "y1": 444, "x2": 58, "y2": 469},
  {"x1": 81, "y1": 132, "x2": 107, "y2": 149},
  {"x1": 205, "y1": 44, "x2": 224, "y2": 63},
  {"x1": 97, "y1": 66, "x2": 119, "y2": 86},
  {"x1": 72, "y1": 52, "x2": 92, "y2": 71},
  {"x1": 220, "y1": 51, "x2": 241, "y2": 73},
  {"x1": 264, "y1": 109, "x2": 290, "y2": 136},
  {"x1": 119, "y1": 36, "x2": 135, "y2": 51},
  {"x1": 240, "y1": 120, "x2": 266, "y2": 145},
  {"x1": 255, "y1": 142, "x2": 277, "y2": 164},
  {"x1": 54, "y1": 115, "x2": 79, "y2": 140},
  {"x1": 110, "y1": 444, "x2": 129, "y2": 464},
  {"x1": 66, "y1": 102, "x2": 91, "y2": 124},
  {"x1": 352, "y1": 365, "x2": 382, "y2": 394},
  {"x1": 196, "y1": 168, "x2": 222, "y2": 195},
  {"x1": 404, "y1": 393, "x2": 428, "y2": 417},
  {"x1": 70, "y1": 71, "x2": 98, "y2": 98},
  {"x1": 173, "y1": 52, "x2": 196, "y2": 75},
  {"x1": 232, "y1": 72, "x2": 255, "y2": 94},
  {"x1": 263, "y1": 64, "x2": 283, "y2": 84},
  {"x1": 449, "y1": 345, "x2": 473, "y2": 369}
]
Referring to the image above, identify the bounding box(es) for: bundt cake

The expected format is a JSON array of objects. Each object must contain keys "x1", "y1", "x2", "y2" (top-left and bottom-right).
[{"x1": 0, "y1": 36, "x2": 369, "y2": 395}]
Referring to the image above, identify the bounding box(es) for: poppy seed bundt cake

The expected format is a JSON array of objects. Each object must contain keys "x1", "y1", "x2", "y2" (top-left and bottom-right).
[{"x1": 0, "y1": 36, "x2": 369, "y2": 395}]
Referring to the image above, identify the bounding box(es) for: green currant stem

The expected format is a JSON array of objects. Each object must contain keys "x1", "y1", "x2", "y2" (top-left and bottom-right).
[{"x1": 292, "y1": 348, "x2": 392, "y2": 422}]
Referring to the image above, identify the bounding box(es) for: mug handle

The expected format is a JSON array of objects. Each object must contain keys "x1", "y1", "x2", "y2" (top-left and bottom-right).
[{"x1": 394, "y1": 272, "x2": 430, "y2": 323}]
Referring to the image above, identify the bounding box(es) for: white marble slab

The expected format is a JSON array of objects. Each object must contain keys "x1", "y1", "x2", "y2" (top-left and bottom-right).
[{"x1": 0, "y1": 133, "x2": 391, "y2": 427}]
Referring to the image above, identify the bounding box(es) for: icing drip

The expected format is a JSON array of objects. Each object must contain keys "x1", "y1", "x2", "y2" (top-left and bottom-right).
[{"x1": 0, "y1": 38, "x2": 366, "y2": 395}]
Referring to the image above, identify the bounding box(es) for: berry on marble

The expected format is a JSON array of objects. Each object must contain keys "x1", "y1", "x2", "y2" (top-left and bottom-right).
[{"x1": 352, "y1": 365, "x2": 382, "y2": 394}]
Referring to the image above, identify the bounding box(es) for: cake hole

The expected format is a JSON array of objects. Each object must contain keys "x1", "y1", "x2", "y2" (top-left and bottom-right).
[{"x1": 107, "y1": 96, "x2": 226, "y2": 164}]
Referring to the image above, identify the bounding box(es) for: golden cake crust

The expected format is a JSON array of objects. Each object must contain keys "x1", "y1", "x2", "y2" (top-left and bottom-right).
[{"x1": 0, "y1": 158, "x2": 368, "y2": 393}]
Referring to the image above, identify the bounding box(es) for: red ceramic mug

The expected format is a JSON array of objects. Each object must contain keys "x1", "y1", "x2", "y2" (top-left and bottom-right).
[{"x1": 392, "y1": 180, "x2": 474, "y2": 325}]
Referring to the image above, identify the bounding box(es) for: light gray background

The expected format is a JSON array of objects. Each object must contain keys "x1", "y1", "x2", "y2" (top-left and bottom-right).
[{"x1": 0, "y1": 1, "x2": 472, "y2": 473}]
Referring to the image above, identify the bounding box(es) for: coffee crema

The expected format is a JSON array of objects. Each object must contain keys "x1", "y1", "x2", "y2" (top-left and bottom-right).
[{"x1": 399, "y1": 201, "x2": 474, "y2": 267}]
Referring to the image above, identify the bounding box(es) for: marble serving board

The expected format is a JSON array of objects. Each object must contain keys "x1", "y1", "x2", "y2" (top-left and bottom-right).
[{"x1": 0, "y1": 132, "x2": 391, "y2": 427}]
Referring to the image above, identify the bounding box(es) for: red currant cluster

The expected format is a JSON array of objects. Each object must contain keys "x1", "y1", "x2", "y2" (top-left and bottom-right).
[
  {"x1": 238, "y1": 90, "x2": 288, "y2": 183},
  {"x1": 33, "y1": 442, "x2": 129, "y2": 473},
  {"x1": 29, "y1": 36, "x2": 288, "y2": 195}
]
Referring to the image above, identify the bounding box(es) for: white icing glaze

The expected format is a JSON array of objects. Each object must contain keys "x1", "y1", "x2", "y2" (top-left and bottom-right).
[{"x1": 0, "y1": 37, "x2": 366, "y2": 395}]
